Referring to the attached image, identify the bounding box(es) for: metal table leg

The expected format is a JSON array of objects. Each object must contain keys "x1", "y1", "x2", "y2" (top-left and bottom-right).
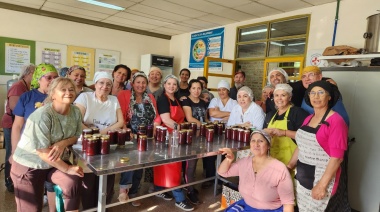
[
  {"x1": 214, "y1": 154, "x2": 222, "y2": 196},
  {"x1": 98, "y1": 175, "x2": 107, "y2": 212}
]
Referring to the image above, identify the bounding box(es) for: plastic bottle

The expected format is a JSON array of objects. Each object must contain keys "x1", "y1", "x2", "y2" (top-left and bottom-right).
[
  {"x1": 7, "y1": 74, "x2": 18, "y2": 91},
  {"x1": 171, "y1": 123, "x2": 179, "y2": 147}
]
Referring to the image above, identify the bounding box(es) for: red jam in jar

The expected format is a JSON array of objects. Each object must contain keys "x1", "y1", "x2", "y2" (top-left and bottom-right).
[
  {"x1": 190, "y1": 122, "x2": 197, "y2": 136},
  {"x1": 82, "y1": 135, "x2": 92, "y2": 152},
  {"x1": 125, "y1": 129, "x2": 131, "y2": 141},
  {"x1": 186, "y1": 130, "x2": 193, "y2": 144},
  {"x1": 178, "y1": 130, "x2": 187, "y2": 144},
  {"x1": 238, "y1": 129, "x2": 244, "y2": 142},
  {"x1": 117, "y1": 130, "x2": 127, "y2": 146},
  {"x1": 155, "y1": 126, "x2": 161, "y2": 141},
  {"x1": 82, "y1": 129, "x2": 93, "y2": 138},
  {"x1": 90, "y1": 127, "x2": 99, "y2": 134},
  {"x1": 86, "y1": 138, "x2": 97, "y2": 156},
  {"x1": 200, "y1": 123, "x2": 207, "y2": 136},
  {"x1": 100, "y1": 135, "x2": 110, "y2": 155},
  {"x1": 206, "y1": 128, "x2": 214, "y2": 142},
  {"x1": 232, "y1": 128, "x2": 239, "y2": 141},
  {"x1": 107, "y1": 130, "x2": 117, "y2": 144},
  {"x1": 138, "y1": 135, "x2": 147, "y2": 151},
  {"x1": 243, "y1": 130, "x2": 251, "y2": 143},
  {"x1": 147, "y1": 124, "x2": 154, "y2": 138},
  {"x1": 225, "y1": 127, "x2": 232, "y2": 140},
  {"x1": 217, "y1": 124, "x2": 223, "y2": 135}
]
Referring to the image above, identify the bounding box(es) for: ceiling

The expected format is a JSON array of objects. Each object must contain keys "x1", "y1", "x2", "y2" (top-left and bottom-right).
[{"x1": 0, "y1": 0, "x2": 337, "y2": 39}]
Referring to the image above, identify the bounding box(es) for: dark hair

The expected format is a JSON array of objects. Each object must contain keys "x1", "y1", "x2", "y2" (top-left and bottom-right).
[
  {"x1": 197, "y1": 76, "x2": 208, "y2": 84},
  {"x1": 188, "y1": 79, "x2": 203, "y2": 91},
  {"x1": 180, "y1": 68, "x2": 191, "y2": 77},
  {"x1": 113, "y1": 64, "x2": 131, "y2": 81}
]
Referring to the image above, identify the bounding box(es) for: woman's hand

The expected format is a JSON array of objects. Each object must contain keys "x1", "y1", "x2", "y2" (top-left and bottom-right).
[
  {"x1": 48, "y1": 143, "x2": 65, "y2": 161},
  {"x1": 311, "y1": 183, "x2": 327, "y2": 200},
  {"x1": 66, "y1": 165, "x2": 84, "y2": 177},
  {"x1": 240, "y1": 122, "x2": 252, "y2": 128},
  {"x1": 179, "y1": 96, "x2": 187, "y2": 101},
  {"x1": 219, "y1": 148, "x2": 234, "y2": 162}
]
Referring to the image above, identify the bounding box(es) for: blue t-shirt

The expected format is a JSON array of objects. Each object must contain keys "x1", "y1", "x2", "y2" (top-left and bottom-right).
[
  {"x1": 301, "y1": 97, "x2": 350, "y2": 127},
  {"x1": 13, "y1": 89, "x2": 47, "y2": 122}
]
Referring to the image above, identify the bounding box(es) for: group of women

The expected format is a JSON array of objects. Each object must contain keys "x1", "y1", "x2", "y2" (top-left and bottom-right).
[{"x1": 4, "y1": 62, "x2": 349, "y2": 212}]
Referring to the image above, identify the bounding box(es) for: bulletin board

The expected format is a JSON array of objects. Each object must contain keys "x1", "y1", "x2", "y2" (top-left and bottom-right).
[
  {"x1": 67, "y1": 45, "x2": 95, "y2": 80},
  {"x1": 36, "y1": 41, "x2": 67, "y2": 70},
  {"x1": 0, "y1": 37, "x2": 36, "y2": 75}
]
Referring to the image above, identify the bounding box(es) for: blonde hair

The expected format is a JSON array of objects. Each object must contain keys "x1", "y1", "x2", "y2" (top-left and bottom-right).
[{"x1": 44, "y1": 77, "x2": 75, "y2": 104}]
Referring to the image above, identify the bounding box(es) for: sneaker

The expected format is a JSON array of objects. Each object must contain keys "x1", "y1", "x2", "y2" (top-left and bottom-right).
[
  {"x1": 187, "y1": 191, "x2": 200, "y2": 205},
  {"x1": 175, "y1": 200, "x2": 194, "y2": 211},
  {"x1": 155, "y1": 192, "x2": 173, "y2": 201},
  {"x1": 131, "y1": 200, "x2": 141, "y2": 207}
]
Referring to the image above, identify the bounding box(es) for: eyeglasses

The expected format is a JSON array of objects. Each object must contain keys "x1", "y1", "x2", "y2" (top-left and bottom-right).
[
  {"x1": 41, "y1": 75, "x2": 58, "y2": 81},
  {"x1": 308, "y1": 90, "x2": 327, "y2": 97},
  {"x1": 301, "y1": 73, "x2": 317, "y2": 79},
  {"x1": 97, "y1": 81, "x2": 112, "y2": 88}
]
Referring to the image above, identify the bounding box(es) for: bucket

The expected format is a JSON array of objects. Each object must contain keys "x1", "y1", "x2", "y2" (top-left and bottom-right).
[{"x1": 153, "y1": 162, "x2": 181, "y2": 187}]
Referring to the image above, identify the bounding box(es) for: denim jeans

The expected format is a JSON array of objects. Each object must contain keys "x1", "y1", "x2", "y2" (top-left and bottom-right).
[
  {"x1": 3, "y1": 128, "x2": 12, "y2": 187},
  {"x1": 155, "y1": 186, "x2": 185, "y2": 203},
  {"x1": 119, "y1": 169, "x2": 143, "y2": 195}
]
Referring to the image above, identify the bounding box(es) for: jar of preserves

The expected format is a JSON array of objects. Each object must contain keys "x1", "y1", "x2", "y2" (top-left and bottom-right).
[
  {"x1": 190, "y1": 122, "x2": 197, "y2": 136},
  {"x1": 238, "y1": 129, "x2": 244, "y2": 142},
  {"x1": 160, "y1": 127, "x2": 167, "y2": 143},
  {"x1": 225, "y1": 127, "x2": 232, "y2": 140},
  {"x1": 186, "y1": 130, "x2": 193, "y2": 144},
  {"x1": 206, "y1": 128, "x2": 214, "y2": 142},
  {"x1": 86, "y1": 138, "x2": 97, "y2": 156},
  {"x1": 82, "y1": 135, "x2": 92, "y2": 152},
  {"x1": 200, "y1": 123, "x2": 207, "y2": 136},
  {"x1": 82, "y1": 129, "x2": 93, "y2": 139},
  {"x1": 178, "y1": 130, "x2": 187, "y2": 144},
  {"x1": 232, "y1": 128, "x2": 239, "y2": 141},
  {"x1": 147, "y1": 124, "x2": 154, "y2": 138},
  {"x1": 117, "y1": 130, "x2": 127, "y2": 146},
  {"x1": 138, "y1": 124, "x2": 147, "y2": 135},
  {"x1": 92, "y1": 134, "x2": 101, "y2": 154},
  {"x1": 155, "y1": 126, "x2": 162, "y2": 141},
  {"x1": 107, "y1": 130, "x2": 117, "y2": 144},
  {"x1": 125, "y1": 129, "x2": 131, "y2": 141},
  {"x1": 90, "y1": 127, "x2": 99, "y2": 134},
  {"x1": 100, "y1": 135, "x2": 110, "y2": 155},
  {"x1": 138, "y1": 135, "x2": 147, "y2": 151},
  {"x1": 217, "y1": 124, "x2": 223, "y2": 135}
]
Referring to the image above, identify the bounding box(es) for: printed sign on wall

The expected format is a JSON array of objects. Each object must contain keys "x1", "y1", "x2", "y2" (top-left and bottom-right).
[
  {"x1": 67, "y1": 45, "x2": 95, "y2": 80},
  {"x1": 189, "y1": 27, "x2": 224, "y2": 71}
]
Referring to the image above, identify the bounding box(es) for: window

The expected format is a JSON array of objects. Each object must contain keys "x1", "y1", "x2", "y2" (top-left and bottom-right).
[{"x1": 235, "y1": 15, "x2": 310, "y2": 98}]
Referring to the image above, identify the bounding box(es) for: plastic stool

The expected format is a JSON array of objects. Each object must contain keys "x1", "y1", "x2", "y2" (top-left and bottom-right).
[{"x1": 53, "y1": 185, "x2": 65, "y2": 212}]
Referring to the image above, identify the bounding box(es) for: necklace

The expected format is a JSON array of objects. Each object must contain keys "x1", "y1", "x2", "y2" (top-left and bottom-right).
[{"x1": 22, "y1": 78, "x2": 28, "y2": 90}]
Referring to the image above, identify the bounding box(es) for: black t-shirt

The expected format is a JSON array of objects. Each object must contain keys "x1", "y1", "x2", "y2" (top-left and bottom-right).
[
  {"x1": 181, "y1": 97, "x2": 207, "y2": 123},
  {"x1": 263, "y1": 106, "x2": 309, "y2": 139},
  {"x1": 175, "y1": 87, "x2": 190, "y2": 100},
  {"x1": 157, "y1": 93, "x2": 180, "y2": 114}
]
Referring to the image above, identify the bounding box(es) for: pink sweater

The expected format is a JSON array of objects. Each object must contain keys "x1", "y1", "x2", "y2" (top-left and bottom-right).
[{"x1": 218, "y1": 156, "x2": 294, "y2": 209}]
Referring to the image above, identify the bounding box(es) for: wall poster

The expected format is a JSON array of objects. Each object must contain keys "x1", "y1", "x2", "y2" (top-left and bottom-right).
[
  {"x1": 189, "y1": 27, "x2": 224, "y2": 71},
  {"x1": 36, "y1": 42, "x2": 67, "y2": 70},
  {"x1": 67, "y1": 45, "x2": 95, "y2": 80},
  {"x1": 5, "y1": 43, "x2": 31, "y2": 74},
  {"x1": 95, "y1": 49, "x2": 120, "y2": 74}
]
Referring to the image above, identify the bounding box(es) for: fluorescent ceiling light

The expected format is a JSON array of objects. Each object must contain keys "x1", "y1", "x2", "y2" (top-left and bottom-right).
[
  {"x1": 78, "y1": 0, "x2": 125, "y2": 10},
  {"x1": 288, "y1": 42, "x2": 305, "y2": 46},
  {"x1": 242, "y1": 28, "x2": 275, "y2": 36},
  {"x1": 271, "y1": 42, "x2": 285, "y2": 47}
]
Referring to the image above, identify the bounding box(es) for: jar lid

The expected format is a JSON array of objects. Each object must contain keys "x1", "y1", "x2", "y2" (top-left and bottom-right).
[
  {"x1": 101, "y1": 135, "x2": 110, "y2": 139},
  {"x1": 120, "y1": 157, "x2": 130, "y2": 163},
  {"x1": 84, "y1": 135, "x2": 93, "y2": 138},
  {"x1": 90, "y1": 127, "x2": 99, "y2": 130},
  {"x1": 139, "y1": 135, "x2": 147, "y2": 139},
  {"x1": 92, "y1": 133, "x2": 101, "y2": 138},
  {"x1": 83, "y1": 129, "x2": 92, "y2": 132},
  {"x1": 207, "y1": 128, "x2": 214, "y2": 131}
]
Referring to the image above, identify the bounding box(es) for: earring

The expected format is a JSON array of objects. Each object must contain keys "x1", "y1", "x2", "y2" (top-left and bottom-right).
[{"x1": 267, "y1": 149, "x2": 270, "y2": 157}]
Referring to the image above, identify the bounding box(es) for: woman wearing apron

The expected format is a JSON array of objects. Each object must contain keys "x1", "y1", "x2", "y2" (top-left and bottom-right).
[
  {"x1": 295, "y1": 81, "x2": 350, "y2": 212},
  {"x1": 263, "y1": 84, "x2": 308, "y2": 175},
  {"x1": 155, "y1": 74, "x2": 194, "y2": 211}
]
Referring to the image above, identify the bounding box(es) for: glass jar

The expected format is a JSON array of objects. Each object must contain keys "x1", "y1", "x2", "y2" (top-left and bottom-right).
[
  {"x1": 138, "y1": 124, "x2": 147, "y2": 135},
  {"x1": 160, "y1": 127, "x2": 167, "y2": 143},
  {"x1": 86, "y1": 138, "x2": 97, "y2": 156},
  {"x1": 92, "y1": 134, "x2": 101, "y2": 154},
  {"x1": 238, "y1": 129, "x2": 244, "y2": 142},
  {"x1": 225, "y1": 127, "x2": 232, "y2": 140},
  {"x1": 117, "y1": 130, "x2": 126, "y2": 146},
  {"x1": 186, "y1": 130, "x2": 193, "y2": 144},
  {"x1": 190, "y1": 122, "x2": 197, "y2": 136},
  {"x1": 107, "y1": 130, "x2": 117, "y2": 144},
  {"x1": 82, "y1": 129, "x2": 93, "y2": 139},
  {"x1": 178, "y1": 130, "x2": 187, "y2": 145},
  {"x1": 82, "y1": 135, "x2": 92, "y2": 152},
  {"x1": 200, "y1": 123, "x2": 207, "y2": 136},
  {"x1": 147, "y1": 124, "x2": 154, "y2": 138},
  {"x1": 232, "y1": 128, "x2": 239, "y2": 141},
  {"x1": 243, "y1": 130, "x2": 251, "y2": 143},
  {"x1": 100, "y1": 135, "x2": 110, "y2": 155},
  {"x1": 206, "y1": 128, "x2": 214, "y2": 142},
  {"x1": 138, "y1": 135, "x2": 147, "y2": 151},
  {"x1": 217, "y1": 124, "x2": 223, "y2": 135},
  {"x1": 90, "y1": 127, "x2": 99, "y2": 134},
  {"x1": 155, "y1": 126, "x2": 162, "y2": 141},
  {"x1": 125, "y1": 129, "x2": 131, "y2": 141}
]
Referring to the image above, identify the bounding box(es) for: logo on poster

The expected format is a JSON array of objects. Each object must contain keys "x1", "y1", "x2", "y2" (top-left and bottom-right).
[{"x1": 192, "y1": 39, "x2": 206, "y2": 62}]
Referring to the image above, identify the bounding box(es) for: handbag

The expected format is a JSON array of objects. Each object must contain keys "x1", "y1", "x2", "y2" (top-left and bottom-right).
[{"x1": 221, "y1": 183, "x2": 242, "y2": 209}]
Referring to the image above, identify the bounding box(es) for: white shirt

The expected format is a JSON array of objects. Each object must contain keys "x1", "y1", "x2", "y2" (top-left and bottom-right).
[
  {"x1": 227, "y1": 102, "x2": 265, "y2": 129},
  {"x1": 208, "y1": 98, "x2": 237, "y2": 122},
  {"x1": 74, "y1": 92, "x2": 120, "y2": 130}
]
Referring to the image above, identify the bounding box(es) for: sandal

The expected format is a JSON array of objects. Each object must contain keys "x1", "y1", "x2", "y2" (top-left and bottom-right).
[{"x1": 118, "y1": 189, "x2": 129, "y2": 202}]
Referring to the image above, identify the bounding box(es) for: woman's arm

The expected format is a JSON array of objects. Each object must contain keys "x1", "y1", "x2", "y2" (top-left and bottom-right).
[
  {"x1": 99, "y1": 108, "x2": 124, "y2": 134},
  {"x1": 74, "y1": 103, "x2": 90, "y2": 131},
  {"x1": 183, "y1": 106, "x2": 201, "y2": 127},
  {"x1": 48, "y1": 136, "x2": 79, "y2": 161},
  {"x1": 8, "y1": 96, "x2": 21, "y2": 111},
  {"x1": 209, "y1": 107, "x2": 231, "y2": 119},
  {"x1": 311, "y1": 157, "x2": 343, "y2": 200},
  {"x1": 37, "y1": 148, "x2": 84, "y2": 177},
  {"x1": 11, "y1": 116, "x2": 24, "y2": 155},
  {"x1": 160, "y1": 113, "x2": 176, "y2": 130},
  {"x1": 217, "y1": 148, "x2": 235, "y2": 174},
  {"x1": 287, "y1": 147, "x2": 298, "y2": 170}
]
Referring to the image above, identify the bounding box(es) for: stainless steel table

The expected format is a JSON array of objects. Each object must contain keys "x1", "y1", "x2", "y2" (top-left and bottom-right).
[{"x1": 72, "y1": 133, "x2": 249, "y2": 212}]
